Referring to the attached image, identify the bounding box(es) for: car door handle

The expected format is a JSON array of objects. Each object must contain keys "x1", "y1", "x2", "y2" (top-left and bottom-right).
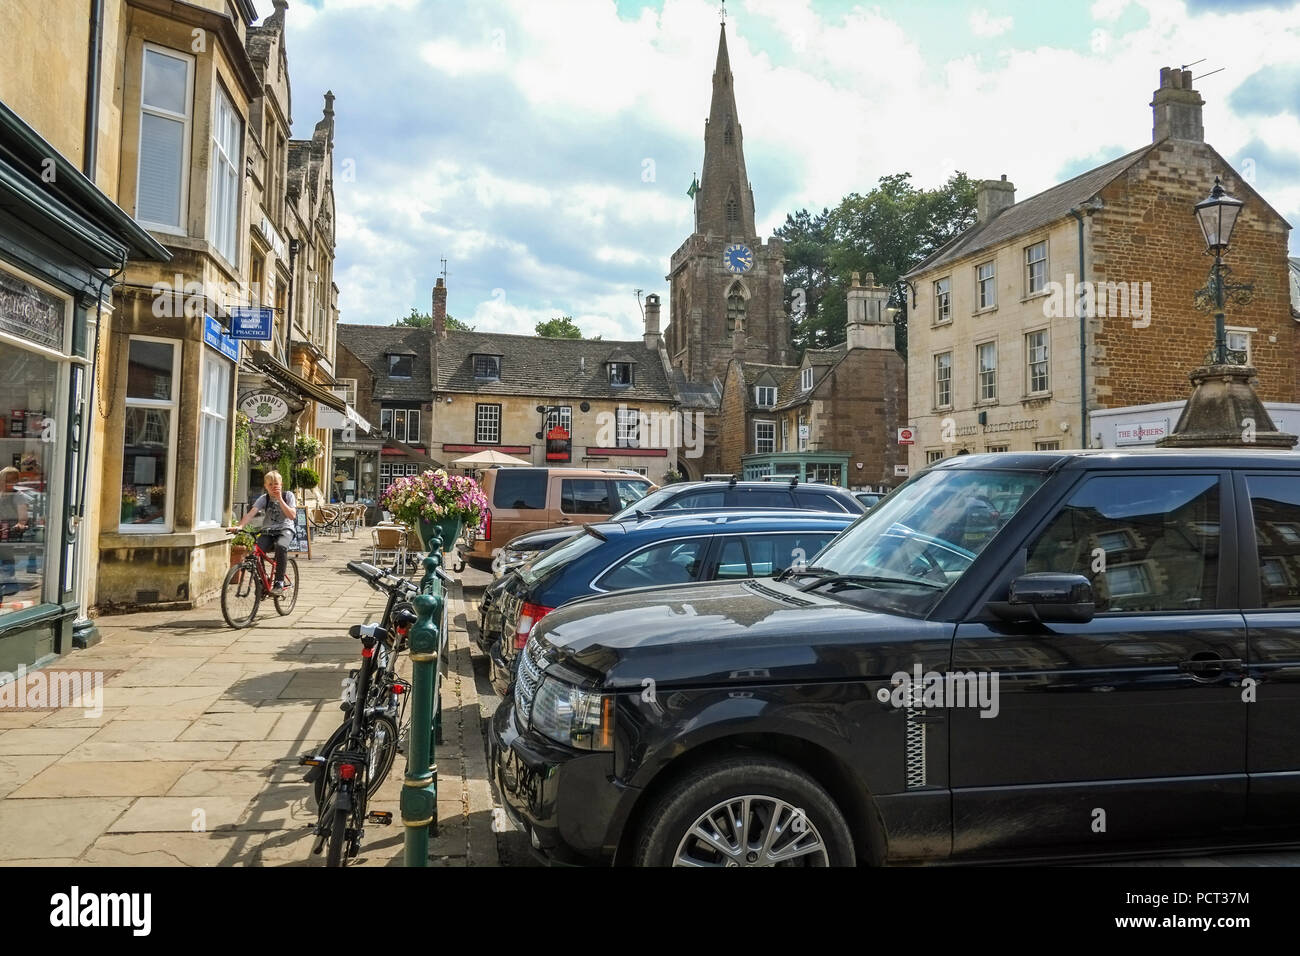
[
  {"x1": 559, "y1": 518, "x2": 573, "y2": 524},
  {"x1": 1178, "y1": 657, "x2": 1244, "y2": 675}
]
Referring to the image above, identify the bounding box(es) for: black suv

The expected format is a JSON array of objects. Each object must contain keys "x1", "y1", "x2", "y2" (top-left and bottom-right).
[{"x1": 490, "y1": 450, "x2": 1300, "y2": 866}]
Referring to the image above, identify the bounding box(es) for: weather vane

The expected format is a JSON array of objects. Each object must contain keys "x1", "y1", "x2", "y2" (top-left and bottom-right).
[{"x1": 720, "y1": 1, "x2": 726, "y2": 24}]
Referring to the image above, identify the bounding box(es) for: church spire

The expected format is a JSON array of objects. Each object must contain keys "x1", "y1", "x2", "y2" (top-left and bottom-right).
[{"x1": 695, "y1": 22, "x2": 755, "y2": 239}]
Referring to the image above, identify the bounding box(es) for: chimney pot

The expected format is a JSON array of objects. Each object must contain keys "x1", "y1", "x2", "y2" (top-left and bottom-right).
[{"x1": 1152, "y1": 66, "x2": 1205, "y2": 143}]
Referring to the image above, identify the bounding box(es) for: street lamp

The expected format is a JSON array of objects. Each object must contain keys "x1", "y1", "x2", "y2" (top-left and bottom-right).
[{"x1": 1193, "y1": 177, "x2": 1244, "y2": 365}]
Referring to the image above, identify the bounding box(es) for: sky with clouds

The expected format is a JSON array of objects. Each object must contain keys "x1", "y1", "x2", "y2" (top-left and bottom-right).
[{"x1": 263, "y1": 0, "x2": 1300, "y2": 340}]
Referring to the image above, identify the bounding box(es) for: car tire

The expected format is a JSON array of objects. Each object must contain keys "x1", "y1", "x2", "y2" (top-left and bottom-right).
[{"x1": 633, "y1": 755, "x2": 855, "y2": 867}]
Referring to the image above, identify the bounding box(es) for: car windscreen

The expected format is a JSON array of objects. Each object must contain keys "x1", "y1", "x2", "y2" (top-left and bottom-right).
[
  {"x1": 520, "y1": 526, "x2": 608, "y2": 586},
  {"x1": 805, "y1": 468, "x2": 1048, "y2": 615},
  {"x1": 611, "y1": 485, "x2": 681, "y2": 519}
]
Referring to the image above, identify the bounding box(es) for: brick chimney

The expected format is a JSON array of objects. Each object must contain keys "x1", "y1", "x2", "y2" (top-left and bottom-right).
[
  {"x1": 976, "y1": 175, "x2": 1015, "y2": 223},
  {"x1": 643, "y1": 293, "x2": 661, "y2": 349},
  {"x1": 432, "y1": 277, "x2": 447, "y2": 340},
  {"x1": 845, "y1": 272, "x2": 893, "y2": 350},
  {"x1": 1152, "y1": 66, "x2": 1205, "y2": 143}
]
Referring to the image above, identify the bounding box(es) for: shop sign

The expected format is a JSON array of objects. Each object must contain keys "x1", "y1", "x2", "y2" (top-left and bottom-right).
[
  {"x1": 228, "y1": 307, "x2": 275, "y2": 340},
  {"x1": 897, "y1": 427, "x2": 915, "y2": 445},
  {"x1": 1115, "y1": 419, "x2": 1169, "y2": 445},
  {"x1": 0, "y1": 266, "x2": 64, "y2": 351},
  {"x1": 203, "y1": 315, "x2": 239, "y2": 361},
  {"x1": 239, "y1": 391, "x2": 290, "y2": 424}
]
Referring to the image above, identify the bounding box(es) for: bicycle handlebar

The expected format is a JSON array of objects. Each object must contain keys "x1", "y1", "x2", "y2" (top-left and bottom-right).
[{"x1": 346, "y1": 561, "x2": 419, "y2": 596}]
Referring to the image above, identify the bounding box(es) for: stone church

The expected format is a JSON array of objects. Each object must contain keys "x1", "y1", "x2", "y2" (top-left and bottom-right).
[{"x1": 663, "y1": 24, "x2": 908, "y2": 488}]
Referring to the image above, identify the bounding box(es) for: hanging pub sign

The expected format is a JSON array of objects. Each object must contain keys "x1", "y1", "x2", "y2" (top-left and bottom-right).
[
  {"x1": 239, "y1": 390, "x2": 290, "y2": 425},
  {"x1": 545, "y1": 426, "x2": 571, "y2": 462}
]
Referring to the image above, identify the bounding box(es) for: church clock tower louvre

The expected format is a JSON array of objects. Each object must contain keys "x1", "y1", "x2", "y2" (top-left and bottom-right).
[{"x1": 665, "y1": 20, "x2": 792, "y2": 387}]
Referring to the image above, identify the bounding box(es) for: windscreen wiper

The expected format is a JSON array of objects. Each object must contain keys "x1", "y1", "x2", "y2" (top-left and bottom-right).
[
  {"x1": 798, "y1": 573, "x2": 945, "y2": 593},
  {"x1": 774, "y1": 565, "x2": 837, "y2": 582}
]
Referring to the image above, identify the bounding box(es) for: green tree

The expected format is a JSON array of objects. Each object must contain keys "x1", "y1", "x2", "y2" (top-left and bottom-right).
[
  {"x1": 779, "y1": 172, "x2": 976, "y2": 355},
  {"x1": 535, "y1": 316, "x2": 587, "y2": 338},
  {"x1": 396, "y1": 308, "x2": 473, "y2": 331}
]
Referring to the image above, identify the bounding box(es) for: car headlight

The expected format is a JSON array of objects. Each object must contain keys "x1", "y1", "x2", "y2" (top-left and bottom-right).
[{"x1": 529, "y1": 675, "x2": 614, "y2": 751}]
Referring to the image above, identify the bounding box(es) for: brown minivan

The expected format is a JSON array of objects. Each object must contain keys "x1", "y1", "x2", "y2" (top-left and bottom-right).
[{"x1": 468, "y1": 468, "x2": 655, "y2": 567}]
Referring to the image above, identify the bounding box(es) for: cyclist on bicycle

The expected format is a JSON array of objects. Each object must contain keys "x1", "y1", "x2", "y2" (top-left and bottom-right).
[{"x1": 232, "y1": 470, "x2": 297, "y2": 595}]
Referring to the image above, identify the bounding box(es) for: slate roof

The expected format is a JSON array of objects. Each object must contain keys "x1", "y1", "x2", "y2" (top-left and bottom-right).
[
  {"x1": 908, "y1": 145, "x2": 1155, "y2": 277},
  {"x1": 437, "y1": 330, "x2": 676, "y2": 402},
  {"x1": 1289, "y1": 257, "x2": 1300, "y2": 315},
  {"x1": 336, "y1": 325, "x2": 434, "y2": 402}
]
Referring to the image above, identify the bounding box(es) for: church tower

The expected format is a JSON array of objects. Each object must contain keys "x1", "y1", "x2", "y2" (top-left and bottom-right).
[{"x1": 665, "y1": 21, "x2": 791, "y2": 385}]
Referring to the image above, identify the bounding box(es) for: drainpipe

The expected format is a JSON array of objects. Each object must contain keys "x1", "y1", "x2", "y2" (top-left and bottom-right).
[
  {"x1": 83, "y1": 0, "x2": 104, "y2": 180},
  {"x1": 1069, "y1": 207, "x2": 1088, "y2": 448}
]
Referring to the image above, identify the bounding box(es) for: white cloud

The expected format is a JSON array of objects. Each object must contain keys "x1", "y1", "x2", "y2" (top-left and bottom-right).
[{"x1": 969, "y1": 9, "x2": 1014, "y2": 38}]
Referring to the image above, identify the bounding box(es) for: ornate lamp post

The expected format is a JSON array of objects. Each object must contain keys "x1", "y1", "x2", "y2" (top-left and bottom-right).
[
  {"x1": 1193, "y1": 177, "x2": 1245, "y2": 365},
  {"x1": 1159, "y1": 176, "x2": 1296, "y2": 450}
]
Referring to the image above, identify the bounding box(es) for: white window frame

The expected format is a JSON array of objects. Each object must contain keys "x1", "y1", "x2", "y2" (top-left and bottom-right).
[
  {"x1": 934, "y1": 277, "x2": 951, "y2": 324},
  {"x1": 1025, "y1": 241, "x2": 1047, "y2": 296},
  {"x1": 609, "y1": 362, "x2": 633, "y2": 386},
  {"x1": 977, "y1": 341, "x2": 998, "y2": 403},
  {"x1": 755, "y1": 420, "x2": 776, "y2": 454},
  {"x1": 120, "y1": 335, "x2": 181, "y2": 533},
  {"x1": 755, "y1": 385, "x2": 777, "y2": 407},
  {"x1": 780, "y1": 418, "x2": 788, "y2": 451},
  {"x1": 798, "y1": 413, "x2": 808, "y2": 451},
  {"x1": 1025, "y1": 329, "x2": 1050, "y2": 394},
  {"x1": 136, "y1": 44, "x2": 194, "y2": 235},
  {"x1": 616, "y1": 406, "x2": 640, "y2": 448},
  {"x1": 800, "y1": 367, "x2": 813, "y2": 392},
  {"x1": 985, "y1": 444, "x2": 1009, "y2": 454},
  {"x1": 196, "y1": 349, "x2": 232, "y2": 528},
  {"x1": 544, "y1": 406, "x2": 573, "y2": 434},
  {"x1": 475, "y1": 403, "x2": 501, "y2": 445},
  {"x1": 380, "y1": 407, "x2": 420, "y2": 444},
  {"x1": 976, "y1": 261, "x2": 997, "y2": 311},
  {"x1": 335, "y1": 378, "x2": 357, "y2": 406},
  {"x1": 934, "y1": 351, "x2": 952, "y2": 409},
  {"x1": 1034, "y1": 440, "x2": 1062, "y2": 451},
  {"x1": 208, "y1": 80, "x2": 242, "y2": 266},
  {"x1": 926, "y1": 449, "x2": 944, "y2": 464}
]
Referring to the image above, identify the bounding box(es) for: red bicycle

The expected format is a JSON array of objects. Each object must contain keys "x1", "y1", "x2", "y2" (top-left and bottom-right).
[{"x1": 221, "y1": 530, "x2": 299, "y2": 628}]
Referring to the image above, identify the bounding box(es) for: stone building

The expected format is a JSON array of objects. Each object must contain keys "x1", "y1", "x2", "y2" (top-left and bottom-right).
[
  {"x1": 0, "y1": 5, "x2": 169, "y2": 668},
  {"x1": 662, "y1": 23, "x2": 794, "y2": 478},
  {"x1": 718, "y1": 273, "x2": 908, "y2": 486},
  {"x1": 0, "y1": 0, "x2": 354, "y2": 616},
  {"x1": 336, "y1": 279, "x2": 681, "y2": 487},
  {"x1": 664, "y1": 22, "x2": 907, "y2": 486},
  {"x1": 905, "y1": 67, "x2": 1295, "y2": 469}
]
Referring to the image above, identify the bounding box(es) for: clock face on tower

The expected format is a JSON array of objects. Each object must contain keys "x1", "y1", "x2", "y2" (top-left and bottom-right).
[{"x1": 723, "y1": 243, "x2": 754, "y2": 274}]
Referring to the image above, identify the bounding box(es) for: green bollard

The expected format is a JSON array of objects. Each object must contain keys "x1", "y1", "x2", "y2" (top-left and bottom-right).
[{"x1": 402, "y1": 544, "x2": 445, "y2": 866}]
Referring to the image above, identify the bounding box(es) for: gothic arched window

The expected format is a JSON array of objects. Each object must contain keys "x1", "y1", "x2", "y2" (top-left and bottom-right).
[
  {"x1": 726, "y1": 288, "x2": 746, "y2": 333},
  {"x1": 724, "y1": 115, "x2": 734, "y2": 145},
  {"x1": 726, "y1": 198, "x2": 738, "y2": 227}
]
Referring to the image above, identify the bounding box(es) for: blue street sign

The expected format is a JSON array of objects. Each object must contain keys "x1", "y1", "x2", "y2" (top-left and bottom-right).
[
  {"x1": 228, "y1": 306, "x2": 275, "y2": 340},
  {"x1": 203, "y1": 314, "x2": 240, "y2": 361}
]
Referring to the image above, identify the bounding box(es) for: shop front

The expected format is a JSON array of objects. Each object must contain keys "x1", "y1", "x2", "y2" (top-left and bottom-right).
[
  {"x1": 0, "y1": 103, "x2": 168, "y2": 670},
  {"x1": 741, "y1": 451, "x2": 850, "y2": 486}
]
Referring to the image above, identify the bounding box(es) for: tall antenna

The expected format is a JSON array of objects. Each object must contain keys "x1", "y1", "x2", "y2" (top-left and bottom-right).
[
  {"x1": 719, "y1": 0, "x2": 726, "y2": 24},
  {"x1": 439, "y1": 257, "x2": 448, "y2": 281},
  {"x1": 634, "y1": 288, "x2": 644, "y2": 319}
]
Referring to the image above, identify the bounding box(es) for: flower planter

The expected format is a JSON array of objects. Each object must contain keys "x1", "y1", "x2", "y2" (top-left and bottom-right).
[
  {"x1": 416, "y1": 517, "x2": 463, "y2": 554},
  {"x1": 230, "y1": 544, "x2": 249, "y2": 568}
]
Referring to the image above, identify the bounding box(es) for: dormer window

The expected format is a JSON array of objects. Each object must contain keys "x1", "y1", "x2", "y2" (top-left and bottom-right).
[
  {"x1": 473, "y1": 354, "x2": 501, "y2": 380},
  {"x1": 755, "y1": 385, "x2": 776, "y2": 407},
  {"x1": 387, "y1": 353, "x2": 413, "y2": 378},
  {"x1": 609, "y1": 362, "x2": 633, "y2": 387},
  {"x1": 800, "y1": 367, "x2": 813, "y2": 392}
]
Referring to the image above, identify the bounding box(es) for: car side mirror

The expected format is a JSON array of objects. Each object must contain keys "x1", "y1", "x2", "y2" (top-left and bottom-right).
[{"x1": 990, "y1": 572, "x2": 1095, "y2": 624}]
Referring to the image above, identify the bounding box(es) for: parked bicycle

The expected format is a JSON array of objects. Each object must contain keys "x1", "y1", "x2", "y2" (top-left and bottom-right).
[
  {"x1": 300, "y1": 560, "x2": 433, "y2": 865},
  {"x1": 220, "y1": 528, "x2": 298, "y2": 628}
]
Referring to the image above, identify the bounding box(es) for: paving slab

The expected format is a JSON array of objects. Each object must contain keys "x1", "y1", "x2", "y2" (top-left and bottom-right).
[
  {"x1": 62, "y1": 741, "x2": 236, "y2": 763},
  {"x1": 10, "y1": 761, "x2": 190, "y2": 798},
  {"x1": 177, "y1": 713, "x2": 280, "y2": 742},
  {"x1": 0, "y1": 798, "x2": 133, "y2": 859},
  {"x1": 106, "y1": 796, "x2": 254, "y2": 833}
]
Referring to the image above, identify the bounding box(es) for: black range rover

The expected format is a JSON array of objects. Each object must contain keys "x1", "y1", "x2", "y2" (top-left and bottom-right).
[{"x1": 489, "y1": 450, "x2": 1300, "y2": 866}]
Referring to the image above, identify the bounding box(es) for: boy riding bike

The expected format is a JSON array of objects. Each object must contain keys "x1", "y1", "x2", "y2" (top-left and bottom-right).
[{"x1": 232, "y1": 470, "x2": 297, "y2": 595}]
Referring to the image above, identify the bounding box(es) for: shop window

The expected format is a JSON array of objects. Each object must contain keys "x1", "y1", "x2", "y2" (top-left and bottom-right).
[
  {"x1": 0, "y1": 343, "x2": 58, "y2": 614},
  {"x1": 121, "y1": 338, "x2": 179, "y2": 531},
  {"x1": 196, "y1": 354, "x2": 231, "y2": 526}
]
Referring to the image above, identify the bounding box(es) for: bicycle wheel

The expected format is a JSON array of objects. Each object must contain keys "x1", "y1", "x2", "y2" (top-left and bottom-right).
[
  {"x1": 220, "y1": 561, "x2": 261, "y2": 628},
  {"x1": 274, "y1": 557, "x2": 299, "y2": 614},
  {"x1": 325, "y1": 802, "x2": 349, "y2": 867},
  {"x1": 366, "y1": 715, "x2": 399, "y2": 793}
]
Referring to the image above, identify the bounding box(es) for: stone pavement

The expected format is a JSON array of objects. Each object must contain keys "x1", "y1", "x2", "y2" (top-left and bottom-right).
[{"x1": 0, "y1": 534, "x2": 497, "y2": 867}]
